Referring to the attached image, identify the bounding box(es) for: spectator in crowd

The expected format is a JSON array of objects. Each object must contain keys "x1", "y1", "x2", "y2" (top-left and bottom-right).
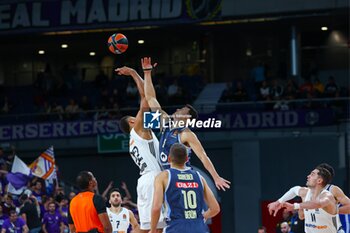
[
  {"x1": 0, "y1": 205, "x2": 8, "y2": 230},
  {"x1": 57, "y1": 196, "x2": 69, "y2": 229},
  {"x1": 41, "y1": 196, "x2": 56, "y2": 216},
  {"x1": 313, "y1": 78, "x2": 324, "y2": 97},
  {"x1": 19, "y1": 194, "x2": 41, "y2": 233},
  {"x1": 259, "y1": 80, "x2": 271, "y2": 101},
  {"x1": 270, "y1": 80, "x2": 284, "y2": 100},
  {"x1": 289, "y1": 210, "x2": 304, "y2": 233},
  {"x1": 299, "y1": 79, "x2": 313, "y2": 98},
  {"x1": 276, "y1": 209, "x2": 291, "y2": 233},
  {"x1": 1, "y1": 210, "x2": 29, "y2": 233},
  {"x1": 258, "y1": 226, "x2": 267, "y2": 233},
  {"x1": 324, "y1": 76, "x2": 339, "y2": 98},
  {"x1": 233, "y1": 81, "x2": 248, "y2": 102},
  {"x1": 42, "y1": 202, "x2": 65, "y2": 233},
  {"x1": 51, "y1": 102, "x2": 64, "y2": 120},
  {"x1": 31, "y1": 180, "x2": 45, "y2": 204},
  {"x1": 65, "y1": 99, "x2": 79, "y2": 120},
  {"x1": 280, "y1": 222, "x2": 290, "y2": 233},
  {"x1": 1, "y1": 194, "x2": 16, "y2": 216}
]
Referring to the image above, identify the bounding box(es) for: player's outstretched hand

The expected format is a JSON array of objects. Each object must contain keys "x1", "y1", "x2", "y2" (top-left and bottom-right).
[
  {"x1": 267, "y1": 201, "x2": 283, "y2": 217},
  {"x1": 141, "y1": 57, "x2": 157, "y2": 71},
  {"x1": 282, "y1": 202, "x2": 294, "y2": 212},
  {"x1": 115, "y1": 66, "x2": 135, "y2": 76},
  {"x1": 214, "y1": 177, "x2": 231, "y2": 191}
]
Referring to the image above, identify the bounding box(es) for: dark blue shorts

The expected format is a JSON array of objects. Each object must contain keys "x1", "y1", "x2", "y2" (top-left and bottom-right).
[{"x1": 164, "y1": 219, "x2": 209, "y2": 233}]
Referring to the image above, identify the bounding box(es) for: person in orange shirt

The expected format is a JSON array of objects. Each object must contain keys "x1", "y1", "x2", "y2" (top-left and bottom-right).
[{"x1": 68, "y1": 171, "x2": 112, "y2": 233}]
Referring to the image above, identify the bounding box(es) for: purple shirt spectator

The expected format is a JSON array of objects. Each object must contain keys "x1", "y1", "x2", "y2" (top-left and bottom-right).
[
  {"x1": 60, "y1": 206, "x2": 68, "y2": 225},
  {"x1": 2, "y1": 217, "x2": 25, "y2": 233},
  {"x1": 32, "y1": 191, "x2": 44, "y2": 203},
  {"x1": 0, "y1": 214, "x2": 8, "y2": 229},
  {"x1": 42, "y1": 212, "x2": 63, "y2": 233}
]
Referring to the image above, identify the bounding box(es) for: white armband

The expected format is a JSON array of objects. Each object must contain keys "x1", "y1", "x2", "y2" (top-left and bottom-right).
[
  {"x1": 278, "y1": 186, "x2": 301, "y2": 203},
  {"x1": 294, "y1": 203, "x2": 300, "y2": 210}
]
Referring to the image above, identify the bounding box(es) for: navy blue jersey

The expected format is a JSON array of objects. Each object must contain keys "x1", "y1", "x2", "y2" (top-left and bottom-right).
[
  {"x1": 164, "y1": 168, "x2": 205, "y2": 222},
  {"x1": 159, "y1": 126, "x2": 192, "y2": 169}
]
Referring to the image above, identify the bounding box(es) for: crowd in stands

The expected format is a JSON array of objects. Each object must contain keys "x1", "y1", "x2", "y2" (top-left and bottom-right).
[
  {"x1": 258, "y1": 207, "x2": 304, "y2": 233},
  {"x1": 0, "y1": 64, "x2": 204, "y2": 122},
  {"x1": 0, "y1": 147, "x2": 138, "y2": 233},
  {"x1": 0, "y1": 62, "x2": 348, "y2": 122},
  {"x1": 220, "y1": 75, "x2": 348, "y2": 112}
]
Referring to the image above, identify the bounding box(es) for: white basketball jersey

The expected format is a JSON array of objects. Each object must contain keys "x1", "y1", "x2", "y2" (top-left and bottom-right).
[
  {"x1": 129, "y1": 128, "x2": 161, "y2": 175},
  {"x1": 107, "y1": 207, "x2": 130, "y2": 233},
  {"x1": 324, "y1": 184, "x2": 343, "y2": 232},
  {"x1": 304, "y1": 189, "x2": 337, "y2": 233}
]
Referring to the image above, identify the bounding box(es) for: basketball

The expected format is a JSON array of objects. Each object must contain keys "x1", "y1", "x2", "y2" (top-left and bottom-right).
[{"x1": 107, "y1": 33, "x2": 128, "y2": 54}]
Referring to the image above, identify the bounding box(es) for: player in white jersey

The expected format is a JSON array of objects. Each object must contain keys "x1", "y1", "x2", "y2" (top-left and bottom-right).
[
  {"x1": 268, "y1": 163, "x2": 350, "y2": 232},
  {"x1": 269, "y1": 166, "x2": 338, "y2": 232},
  {"x1": 107, "y1": 188, "x2": 139, "y2": 233},
  {"x1": 117, "y1": 66, "x2": 165, "y2": 233}
]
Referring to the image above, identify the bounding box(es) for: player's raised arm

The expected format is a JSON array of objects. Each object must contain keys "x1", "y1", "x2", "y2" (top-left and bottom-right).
[
  {"x1": 115, "y1": 66, "x2": 145, "y2": 98},
  {"x1": 142, "y1": 57, "x2": 169, "y2": 118},
  {"x1": 115, "y1": 65, "x2": 149, "y2": 132},
  {"x1": 283, "y1": 191, "x2": 336, "y2": 212},
  {"x1": 180, "y1": 129, "x2": 231, "y2": 191},
  {"x1": 330, "y1": 185, "x2": 350, "y2": 214},
  {"x1": 267, "y1": 186, "x2": 308, "y2": 216}
]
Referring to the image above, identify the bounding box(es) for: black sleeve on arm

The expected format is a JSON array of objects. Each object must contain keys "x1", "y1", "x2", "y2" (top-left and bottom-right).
[
  {"x1": 68, "y1": 208, "x2": 74, "y2": 224},
  {"x1": 93, "y1": 195, "x2": 107, "y2": 214}
]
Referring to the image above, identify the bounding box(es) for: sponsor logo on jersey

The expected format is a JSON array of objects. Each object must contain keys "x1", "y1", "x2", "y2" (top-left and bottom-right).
[
  {"x1": 305, "y1": 223, "x2": 328, "y2": 229},
  {"x1": 176, "y1": 182, "x2": 199, "y2": 188}
]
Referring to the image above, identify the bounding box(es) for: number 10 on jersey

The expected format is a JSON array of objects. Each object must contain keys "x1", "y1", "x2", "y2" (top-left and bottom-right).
[{"x1": 181, "y1": 190, "x2": 198, "y2": 219}]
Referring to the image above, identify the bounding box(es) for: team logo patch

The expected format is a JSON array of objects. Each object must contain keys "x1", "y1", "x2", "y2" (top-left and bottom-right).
[{"x1": 123, "y1": 214, "x2": 127, "y2": 219}]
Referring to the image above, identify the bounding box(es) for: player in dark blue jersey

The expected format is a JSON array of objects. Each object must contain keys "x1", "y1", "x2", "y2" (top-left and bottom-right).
[
  {"x1": 150, "y1": 143, "x2": 220, "y2": 233},
  {"x1": 142, "y1": 57, "x2": 230, "y2": 191}
]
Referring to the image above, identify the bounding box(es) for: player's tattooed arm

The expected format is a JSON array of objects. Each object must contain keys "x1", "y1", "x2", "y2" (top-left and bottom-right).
[
  {"x1": 331, "y1": 185, "x2": 350, "y2": 214},
  {"x1": 180, "y1": 129, "x2": 231, "y2": 191}
]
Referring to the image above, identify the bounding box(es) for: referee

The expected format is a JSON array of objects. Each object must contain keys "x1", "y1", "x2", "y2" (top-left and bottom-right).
[{"x1": 68, "y1": 171, "x2": 112, "y2": 233}]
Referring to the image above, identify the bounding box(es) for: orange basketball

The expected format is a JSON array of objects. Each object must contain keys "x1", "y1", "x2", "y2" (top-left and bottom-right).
[{"x1": 107, "y1": 33, "x2": 128, "y2": 54}]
